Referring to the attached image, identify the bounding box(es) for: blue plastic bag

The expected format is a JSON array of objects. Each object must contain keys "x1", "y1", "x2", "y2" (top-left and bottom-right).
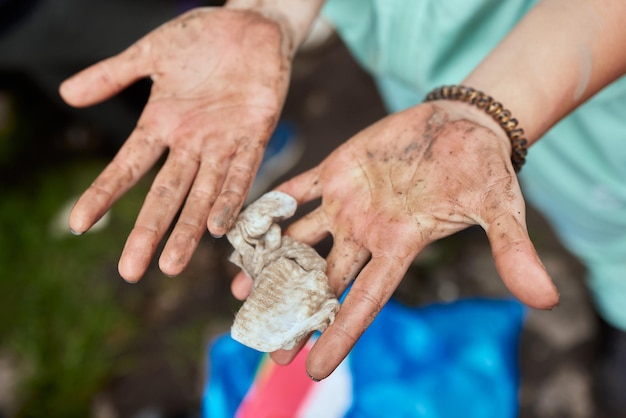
[{"x1": 202, "y1": 298, "x2": 525, "y2": 418}]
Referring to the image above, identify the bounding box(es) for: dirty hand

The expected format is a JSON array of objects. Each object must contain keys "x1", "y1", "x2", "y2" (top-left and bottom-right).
[
  {"x1": 234, "y1": 101, "x2": 560, "y2": 380},
  {"x1": 60, "y1": 8, "x2": 292, "y2": 282}
]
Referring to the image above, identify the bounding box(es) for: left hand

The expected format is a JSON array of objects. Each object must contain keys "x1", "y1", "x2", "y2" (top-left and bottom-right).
[{"x1": 232, "y1": 101, "x2": 559, "y2": 380}]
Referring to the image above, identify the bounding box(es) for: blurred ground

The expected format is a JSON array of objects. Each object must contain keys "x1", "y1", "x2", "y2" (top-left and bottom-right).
[{"x1": 0, "y1": 25, "x2": 616, "y2": 418}]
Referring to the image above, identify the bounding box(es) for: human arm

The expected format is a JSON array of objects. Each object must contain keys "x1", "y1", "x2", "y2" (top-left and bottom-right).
[
  {"x1": 231, "y1": 0, "x2": 626, "y2": 380},
  {"x1": 462, "y1": 0, "x2": 626, "y2": 144},
  {"x1": 60, "y1": 0, "x2": 325, "y2": 282}
]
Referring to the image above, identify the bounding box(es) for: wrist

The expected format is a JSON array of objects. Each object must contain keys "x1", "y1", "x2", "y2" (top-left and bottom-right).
[
  {"x1": 425, "y1": 85, "x2": 527, "y2": 172},
  {"x1": 225, "y1": 0, "x2": 326, "y2": 56}
]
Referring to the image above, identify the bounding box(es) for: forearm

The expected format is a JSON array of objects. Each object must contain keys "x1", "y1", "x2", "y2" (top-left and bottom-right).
[
  {"x1": 462, "y1": 0, "x2": 626, "y2": 145},
  {"x1": 225, "y1": 0, "x2": 326, "y2": 56}
]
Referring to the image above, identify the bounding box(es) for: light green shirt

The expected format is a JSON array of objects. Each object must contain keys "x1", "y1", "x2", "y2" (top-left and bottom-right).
[{"x1": 323, "y1": 0, "x2": 626, "y2": 329}]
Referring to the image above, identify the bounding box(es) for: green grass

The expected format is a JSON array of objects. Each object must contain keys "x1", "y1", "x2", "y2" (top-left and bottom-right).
[
  {"x1": 0, "y1": 162, "x2": 145, "y2": 417},
  {"x1": 0, "y1": 76, "x2": 220, "y2": 416}
]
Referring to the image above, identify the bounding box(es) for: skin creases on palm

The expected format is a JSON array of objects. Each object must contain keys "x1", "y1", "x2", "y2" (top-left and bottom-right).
[
  {"x1": 313, "y1": 104, "x2": 516, "y2": 254},
  {"x1": 62, "y1": 8, "x2": 293, "y2": 281},
  {"x1": 272, "y1": 103, "x2": 558, "y2": 380}
]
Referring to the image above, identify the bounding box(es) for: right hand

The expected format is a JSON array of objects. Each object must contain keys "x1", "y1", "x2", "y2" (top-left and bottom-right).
[
  {"x1": 60, "y1": 8, "x2": 293, "y2": 282},
  {"x1": 232, "y1": 101, "x2": 559, "y2": 380}
]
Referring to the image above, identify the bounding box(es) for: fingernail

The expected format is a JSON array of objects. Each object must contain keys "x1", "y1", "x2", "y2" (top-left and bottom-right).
[
  {"x1": 69, "y1": 228, "x2": 83, "y2": 236},
  {"x1": 120, "y1": 272, "x2": 139, "y2": 284},
  {"x1": 209, "y1": 232, "x2": 223, "y2": 239},
  {"x1": 306, "y1": 369, "x2": 321, "y2": 382}
]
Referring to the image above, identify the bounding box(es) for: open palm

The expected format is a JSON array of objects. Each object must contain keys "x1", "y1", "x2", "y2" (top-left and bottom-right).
[
  {"x1": 263, "y1": 102, "x2": 559, "y2": 380},
  {"x1": 60, "y1": 8, "x2": 292, "y2": 281}
]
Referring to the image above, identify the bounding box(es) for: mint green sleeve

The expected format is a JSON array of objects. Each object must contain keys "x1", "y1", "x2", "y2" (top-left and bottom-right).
[{"x1": 322, "y1": 0, "x2": 626, "y2": 330}]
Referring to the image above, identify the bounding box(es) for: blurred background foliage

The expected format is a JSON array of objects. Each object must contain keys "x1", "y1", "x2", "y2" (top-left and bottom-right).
[
  {"x1": 0, "y1": 72, "x2": 228, "y2": 418},
  {"x1": 1, "y1": 73, "x2": 129, "y2": 417}
]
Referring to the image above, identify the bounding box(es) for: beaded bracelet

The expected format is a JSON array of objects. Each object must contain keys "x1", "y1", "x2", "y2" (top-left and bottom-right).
[{"x1": 424, "y1": 85, "x2": 528, "y2": 173}]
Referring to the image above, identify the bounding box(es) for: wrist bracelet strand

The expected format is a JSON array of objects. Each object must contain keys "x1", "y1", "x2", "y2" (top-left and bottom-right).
[{"x1": 424, "y1": 85, "x2": 528, "y2": 173}]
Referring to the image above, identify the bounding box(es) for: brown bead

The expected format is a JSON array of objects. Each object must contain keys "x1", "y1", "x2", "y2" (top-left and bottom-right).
[
  {"x1": 450, "y1": 85, "x2": 461, "y2": 99},
  {"x1": 509, "y1": 128, "x2": 525, "y2": 140},
  {"x1": 424, "y1": 84, "x2": 529, "y2": 173},
  {"x1": 502, "y1": 118, "x2": 518, "y2": 132},
  {"x1": 487, "y1": 102, "x2": 503, "y2": 115},
  {"x1": 496, "y1": 110, "x2": 512, "y2": 123},
  {"x1": 476, "y1": 95, "x2": 492, "y2": 109},
  {"x1": 466, "y1": 89, "x2": 479, "y2": 104}
]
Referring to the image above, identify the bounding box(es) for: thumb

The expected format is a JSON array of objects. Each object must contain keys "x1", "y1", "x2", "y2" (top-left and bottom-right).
[
  {"x1": 59, "y1": 43, "x2": 149, "y2": 108},
  {"x1": 485, "y1": 212, "x2": 559, "y2": 310}
]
